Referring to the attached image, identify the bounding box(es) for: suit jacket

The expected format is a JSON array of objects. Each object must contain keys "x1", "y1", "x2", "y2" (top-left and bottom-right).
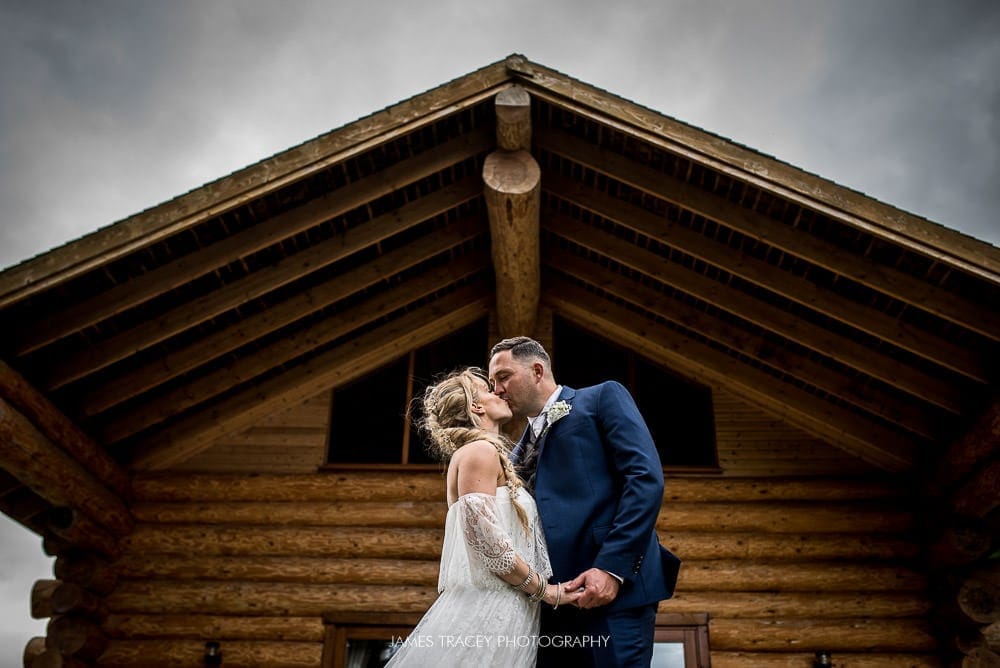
[{"x1": 515, "y1": 382, "x2": 681, "y2": 612}]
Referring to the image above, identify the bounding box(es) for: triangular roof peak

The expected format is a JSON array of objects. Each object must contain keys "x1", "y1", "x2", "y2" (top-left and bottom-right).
[
  {"x1": 1, "y1": 54, "x2": 997, "y2": 306},
  {"x1": 0, "y1": 55, "x2": 997, "y2": 482}
]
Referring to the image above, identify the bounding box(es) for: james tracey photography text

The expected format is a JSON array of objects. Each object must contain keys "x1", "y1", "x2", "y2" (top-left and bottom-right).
[{"x1": 390, "y1": 634, "x2": 611, "y2": 649}]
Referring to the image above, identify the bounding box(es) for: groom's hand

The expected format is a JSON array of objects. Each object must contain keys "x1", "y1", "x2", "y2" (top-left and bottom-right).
[{"x1": 565, "y1": 568, "x2": 620, "y2": 609}]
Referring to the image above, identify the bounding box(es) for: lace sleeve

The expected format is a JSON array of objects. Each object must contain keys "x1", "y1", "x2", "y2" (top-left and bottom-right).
[{"x1": 455, "y1": 493, "x2": 517, "y2": 575}]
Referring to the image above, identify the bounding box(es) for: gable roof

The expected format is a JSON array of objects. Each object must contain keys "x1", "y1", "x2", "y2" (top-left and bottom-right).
[{"x1": 0, "y1": 55, "x2": 997, "y2": 486}]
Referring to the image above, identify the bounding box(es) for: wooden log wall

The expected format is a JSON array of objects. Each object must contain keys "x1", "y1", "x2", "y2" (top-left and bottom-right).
[
  {"x1": 924, "y1": 400, "x2": 1000, "y2": 667},
  {"x1": 85, "y1": 472, "x2": 939, "y2": 667}
]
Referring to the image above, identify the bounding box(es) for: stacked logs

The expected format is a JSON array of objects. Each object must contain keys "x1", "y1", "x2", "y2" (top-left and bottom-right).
[
  {"x1": 925, "y1": 400, "x2": 1000, "y2": 667},
  {"x1": 0, "y1": 360, "x2": 130, "y2": 667},
  {"x1": 25, "y1": 512, "x2": 121, "y2": 666},
  {"x1": 99, "y1": 472, "x2": 941, "y2": 666}
]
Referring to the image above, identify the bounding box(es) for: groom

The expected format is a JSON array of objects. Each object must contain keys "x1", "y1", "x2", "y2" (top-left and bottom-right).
[{"x1": 488, "y1": 336, "x2": 680, "y2": 667}]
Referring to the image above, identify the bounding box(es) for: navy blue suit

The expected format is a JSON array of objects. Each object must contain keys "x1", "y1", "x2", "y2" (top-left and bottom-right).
[{"x1": 514, "y1": 382, "x2": 681, "y2": 666}]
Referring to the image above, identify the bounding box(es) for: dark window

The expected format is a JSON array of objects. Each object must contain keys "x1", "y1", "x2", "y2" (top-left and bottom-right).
[
  {"x1": 327, "y1": 319, "x2": 489, "y2": 465},
  {"x1": 328, "y1": 356, "x2": 409, "y2": 464},
  {"x1": 327, "y1": 317, "x2": 716, "y2": 470},
  {"x1": 553, "y1": 317, "x2": 718, "y2": 469}
]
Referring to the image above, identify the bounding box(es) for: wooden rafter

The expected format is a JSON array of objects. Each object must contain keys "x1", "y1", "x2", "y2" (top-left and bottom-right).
[
  {"x1": 543, "y1": 169, "x2": 989, "y2": 383},
  {"x1": 512, "y1": 64, "x2": 1000, "y2": 280},
  {"x1": 81, "y1": 222, "x2": 488, "y2": 418},
  {"x1": 542, "y1": 209, "x2": 963, "y2": 415},
  {"x1": 549, "y1": 238, "x2": 959, "y2": 417},
  {"x1": 129, "y1": 286, "x2": 493, "y2": 470},
  {"x1": 0, "y1": 58, "x2": 516, "y2": 308},
  {"x1": 101, "y1": 248, "x2": 488, "y2": 443},
  {"x1": 543, "y1": 278, "x2": 919, "y2": 472},
  {"x1": 43, "y1": 175, "x2": 484, "y2": 390},
  {"x1": 17, "y1": 131, "x2": 491, "y2": 358},
  {"x1": 545, "y1": 247, "x2": 939, "y2": 439},
  {"x1": 537, "y1": 128, "x2": 1000, "y2": 342}
]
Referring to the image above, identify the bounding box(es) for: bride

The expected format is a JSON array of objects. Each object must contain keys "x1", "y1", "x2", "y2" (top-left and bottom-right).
[{"x1": 386, "y1": 368, "x2": 580, "y2": 667}]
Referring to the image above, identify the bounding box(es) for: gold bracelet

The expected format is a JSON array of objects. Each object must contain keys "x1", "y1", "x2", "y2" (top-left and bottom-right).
[
  {"x1": 513, "y1": 568, "x2": 534, "y2": 592},
  {"x1": 553, "y1": 583, "x2": 562, "y2": 610}
]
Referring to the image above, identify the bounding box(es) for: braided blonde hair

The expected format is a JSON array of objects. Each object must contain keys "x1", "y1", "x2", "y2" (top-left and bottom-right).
[{"x1": 418, "y1": 367, "x2": 530, "y2": 532}]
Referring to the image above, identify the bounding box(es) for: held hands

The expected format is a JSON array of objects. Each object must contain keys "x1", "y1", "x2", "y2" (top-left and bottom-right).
[
  {"x1": 564, "y1": 568, "x2": 620, "y2": 609},
  {"x1": 543, "y1": 582, "x2": 583, "y2": 608}
]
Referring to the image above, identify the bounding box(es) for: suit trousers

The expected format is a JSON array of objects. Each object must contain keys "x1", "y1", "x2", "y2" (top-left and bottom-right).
[{"x1": 536, "y1": 601, "x2": 658, "y2": 667}]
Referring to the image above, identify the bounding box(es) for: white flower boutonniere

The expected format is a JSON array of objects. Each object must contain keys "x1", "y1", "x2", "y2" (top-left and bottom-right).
[{"x1": 546, "y1": 400, "x2": 572, "y2": 427}]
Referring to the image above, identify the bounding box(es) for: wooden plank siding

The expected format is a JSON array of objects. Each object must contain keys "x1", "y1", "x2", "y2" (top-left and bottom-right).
[
  {"x1": 170, "y1": 392, "x2": 332, "y2": 473},
  {"x1": 85, "y1": 390, "x2": 938, "y2": 666}
]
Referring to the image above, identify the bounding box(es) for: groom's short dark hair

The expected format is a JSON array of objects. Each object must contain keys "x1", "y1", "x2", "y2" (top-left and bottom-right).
[{"x1": 490, "y1": 336, "x2": 551, "y2": 367}]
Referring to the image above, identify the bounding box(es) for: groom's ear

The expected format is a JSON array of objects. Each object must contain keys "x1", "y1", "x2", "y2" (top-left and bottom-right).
[{"x1": 531, "y1": 362, "x2": 545, "y2": 382}]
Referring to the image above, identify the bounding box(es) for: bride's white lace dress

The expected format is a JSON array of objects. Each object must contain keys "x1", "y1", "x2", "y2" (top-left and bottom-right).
[{"x1": 385, "y1": 485, "x2": 552, "y2": 667}]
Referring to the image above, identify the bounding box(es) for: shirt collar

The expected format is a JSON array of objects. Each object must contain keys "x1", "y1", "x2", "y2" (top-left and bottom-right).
[{"x1": 528, "y1": 385, "x2": 563, "y2": 439}]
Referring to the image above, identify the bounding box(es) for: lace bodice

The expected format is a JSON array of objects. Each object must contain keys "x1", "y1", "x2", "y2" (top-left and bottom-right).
[{"x1": 439, "y1": 486, "x2": 552, "y2": 592}]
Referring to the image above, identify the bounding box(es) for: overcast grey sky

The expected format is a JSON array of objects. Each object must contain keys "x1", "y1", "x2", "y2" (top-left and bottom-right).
[{"x1": 0, "y1": 0, "x2": 997, "y2": 663}]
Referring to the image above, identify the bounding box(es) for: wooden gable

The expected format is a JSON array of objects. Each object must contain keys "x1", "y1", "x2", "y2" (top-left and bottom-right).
[
  {"x1": 2, "y1": 54, "x2": 998, "y2": 667},
  {"x1": 1, "y1": 56, "x2": 995, "y2": 484}
]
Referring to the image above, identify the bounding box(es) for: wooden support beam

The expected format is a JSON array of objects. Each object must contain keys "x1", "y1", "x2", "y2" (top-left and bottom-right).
[
  {"x1": 129, "y1": 287, "x2": 492, "y2": 469},
  {"x1": 484, "y1": 148, "x2": 541, "y2": 338},
  {"x1": 16, "y1": 131, "x2": 491, "y2": 356},
  {"x1": 495, "y1": 85, "x2": 532, "y2": 151},
  {"x1": 0, "y1": 359, "x2": 129, "y2": 496},
  {"x1": 544, "y1": 276, "x2": 919, "y2": 471},
  {"x1": 548, "y1": 242, "x2": 941, "y2": 439},
  {"x1": 99, "y1": 236, "x2": 487, "y2": 443},
  {"x1": 484, "y1": 86, "x2": 540, "y2": 338},
  {"x1": 43, "y1": 174, "x2": 484, "y2": 390},
  {"x1": 544, "y1": 172, "x2": 969, "y2": 410},
  {"x1": 0, "y1": 397, "x2": 132, "y2": 536}
]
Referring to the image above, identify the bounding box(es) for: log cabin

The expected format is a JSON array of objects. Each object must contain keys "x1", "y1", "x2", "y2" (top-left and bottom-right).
[{"x1": 1, "y1": 54, "x2": 998, "y2": 668}]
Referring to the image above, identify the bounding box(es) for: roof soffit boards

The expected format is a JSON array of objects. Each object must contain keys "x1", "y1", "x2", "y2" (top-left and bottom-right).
[{"x1": 0, "y1": 55, "x2": 996, "y2": 479}]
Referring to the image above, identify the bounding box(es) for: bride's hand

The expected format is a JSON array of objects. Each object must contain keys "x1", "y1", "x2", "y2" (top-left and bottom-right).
[{"x1": 543, "y1": 582, "x2": 583, "y2": 608}]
